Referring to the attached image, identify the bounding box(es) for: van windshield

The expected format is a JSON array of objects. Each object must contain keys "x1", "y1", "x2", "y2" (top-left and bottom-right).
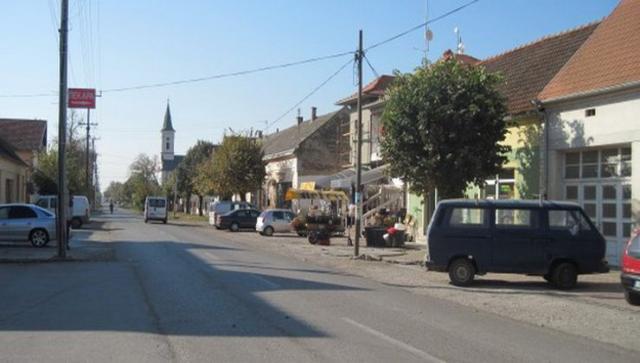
[{"x1": 148, "y1": 199, "x2": 166, "y2": 208}]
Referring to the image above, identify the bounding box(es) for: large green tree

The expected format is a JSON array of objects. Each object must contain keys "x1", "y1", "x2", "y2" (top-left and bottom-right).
[
  {"x1": 210, "y1": 135, "x2": 265, "y2": 201},
  {"x1": 125, "y1": 153, "x2": 160, "y2": 210},
  {"x1": 381, "y1": 58, "x2": 510, "y2": 199},
  {"x1": 176, "y1": 140, "x2": 216, "y2": 215}
]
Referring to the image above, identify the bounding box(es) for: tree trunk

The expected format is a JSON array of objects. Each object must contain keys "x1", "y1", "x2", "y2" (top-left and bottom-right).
[
  {"x1": 186, "y1": 193, "x2": 191, "y2": 214},
  {"x1": 198, "y1": 195, "x2": 204, "y2": 216}
]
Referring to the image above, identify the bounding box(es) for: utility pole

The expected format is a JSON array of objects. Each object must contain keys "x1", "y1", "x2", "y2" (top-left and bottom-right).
[
  {"x1": 56, "y1": 0, "x2": 69, "y2": 258},
  {"x1": 80, "y1": 109, "x2": 98, "y2": 206},
  {"x1": 354, "y1": 30, "x2": 363, "y2": 257}
]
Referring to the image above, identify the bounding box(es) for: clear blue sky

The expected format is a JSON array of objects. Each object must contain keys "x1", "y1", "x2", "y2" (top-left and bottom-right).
[{"x1": 1, "y1": 0, "x2": 618, "y2": 190}]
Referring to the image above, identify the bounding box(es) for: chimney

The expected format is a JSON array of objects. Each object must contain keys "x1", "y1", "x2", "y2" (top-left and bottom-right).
[
  {"x1": 311, "y1": 107, "x2": 317, "y2": 121},
  {"x1": 297, "y1": 116, "x2": 303, "y2": 125}
]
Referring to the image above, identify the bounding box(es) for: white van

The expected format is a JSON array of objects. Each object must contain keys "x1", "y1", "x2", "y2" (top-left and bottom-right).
[
  {"x1": 35, "y1": 195, "x2": 91, "y2": 229},
  {"x1": 208, "y1": 201, "x2": 253, "y2": 227},
  {"x1": 144, "y1": 196, "x2": 168, "y2": 224}
]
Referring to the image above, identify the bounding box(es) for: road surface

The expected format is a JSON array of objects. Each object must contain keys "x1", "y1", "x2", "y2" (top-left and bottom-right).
[{"x1": 0, "y1": 210, "x2": 635, "y2": 362}]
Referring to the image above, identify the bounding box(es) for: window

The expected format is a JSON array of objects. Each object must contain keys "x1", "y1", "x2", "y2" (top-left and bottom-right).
[
  {"x1": 235, "y1": 210, "x2": 248, "y2": 217},
  {"x1": 272, "y1": 211, "x2": 285, "y2": 220},
  {"x1": 36, "y1": 199, "x2": 49, "y2": 208},
  {"x1": 621, "y1": 148, "x2": 632, "y2": 177},
  {"x1": 166, "y1": 142, "x2": 170, "y2": 150},
  {"x1": 628, "y1": 235, "x2": 640, "y2": 258},
  {"x1": 585, "y1": 108, "x2": 596, "y2": 117},
  {"x1": 9, "y1": 206, "x2": 37, "y2": 219},
  {"x1": 495, "y1": 208, "x2": 537, "y2": 228},
  {"x1": 549, "y1": 210, "x2": 591, "y2": 233},
  {"x1": 448, "y1": 208, "x2": 486, "y2": 227},
  {"x1": 148, "y1": 199, "x2": 165, "y2": 208},
  {"x1": 565, "y1": 152, "x2": 580, "y2": 179},
  {"x1": 0, "y1": 207, "x2": 8, "y2": 220},
  {"x1": 564, "y1": 147, "x2": 632, "y2": 180}
]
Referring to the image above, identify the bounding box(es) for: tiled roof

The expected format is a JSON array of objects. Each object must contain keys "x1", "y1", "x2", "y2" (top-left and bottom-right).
[
  {"x1": 480, "y1": 22, "x2": 599, "y2": 115},
  {"x1": 336, "y1": 75, "x2": 396, "y2": 105},
  {"x1": 540, "y1": 0, "x2": 640, "y2": 101},
  {"x1": 0, "y1": 119, "x2": 47, "y2": 151},
  {"x1": 262, "y1": 108, "x2": 347, "y2": 159},
  {"x1": 0, "y1": 135, "x2": 28, "y2": 167}
]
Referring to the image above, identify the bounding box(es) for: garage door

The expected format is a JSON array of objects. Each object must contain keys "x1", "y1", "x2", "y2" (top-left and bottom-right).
[{"x1": 563, "y1": 147, "x2": 633, "y2": 266}]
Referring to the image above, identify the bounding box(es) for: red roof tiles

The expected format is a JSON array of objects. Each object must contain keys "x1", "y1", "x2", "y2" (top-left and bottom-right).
[
  {"x1": 540, "y1": 0, "x2": 640, "y2": 101},
  {"x1": 0, "y1": 119, "x2": 47, "y2": 151}
]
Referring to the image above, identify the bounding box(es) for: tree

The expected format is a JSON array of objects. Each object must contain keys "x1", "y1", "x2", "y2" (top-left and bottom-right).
[
  {"x1": 210, "y1": 135, "x2": 265, "y2": 201},
  {"x1": 125, "y1": 154, "x2": 160, "y2": 210},
  {"x1": 176, "y1": 140, "x2": 216, "y2": 215},
  {"x1": 381, "y1": 58, "x2": 510, "y2": 199},
  {"x1": 33, "y1": 112, "x2": 98, "y2": 197}
]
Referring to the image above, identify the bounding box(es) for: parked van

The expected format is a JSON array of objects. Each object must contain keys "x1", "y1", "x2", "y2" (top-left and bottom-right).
[
  {"x1": 144, "y1": 196, "x2": 168, "y2": 224},
  {"x1": 35, "y1": 195, "x2": 90, "y2": 229},
  {"x1": 208, "y1": 201, "x2": 253, "y2": 227},
  {"x1": 425, "y1": 199, "x2": 609, "y2": 289}
]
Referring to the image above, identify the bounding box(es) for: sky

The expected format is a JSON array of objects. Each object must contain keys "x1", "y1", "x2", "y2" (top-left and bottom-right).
[{"x1": 1, "y1": 0, "x2": 619, "y2": 190}]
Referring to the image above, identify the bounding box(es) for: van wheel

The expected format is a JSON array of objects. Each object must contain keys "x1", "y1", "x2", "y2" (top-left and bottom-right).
[
  {"x1": 30, "y1": 229, "x2": 50, "y2": 248},
  {"x1": 448, "y1": 258, "x2": 475, "y2": 286},
  {"x1": 163, "y1": 219, "x2": 167, "y2": 224},
  {"x1": 263, "y1": 226, "x2": 274, "y2": 237},
  {"x1": 230, "y1": 222, "x2": 240, "y2": 232},
  {"x1": 144, "y1": 219, "x2": 148, "y2": 223},
  {"x1": 552, "y1": 262, "x2": 578, "y2": 290},
  {"x1": 624, "y1": 290, "x2": 640, "y2": 306},
  {"x1": 71, "y1": 218, "x2": 82, "y2": 229}
]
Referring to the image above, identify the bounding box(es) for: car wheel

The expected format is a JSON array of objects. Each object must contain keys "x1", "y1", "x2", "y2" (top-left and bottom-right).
[
  {"x1": 624, "y1": 290, "x2": 640, "y2": 306},
  {"x1": 308, "y1": 231, "x2": 318, "y2": 245},
  {"x1": 70, "y1": 218, "x2": 82, "y2": 229},
  {"x1": 144, "y1": 219, "x2": 148, "y2": 223},
  {"x1": 163, "y1": 219, "x2": 167, "y2": 224},
  {"x1": 543, "y1": 274, "x2": 552, "y2": 283},
  {"x1": 263, "y1": 226, "x2": 274, "y2": 237},
  {"x1": 448, "y1": 258, "x2": 475, "y2": 287},
  {"x1": 552, "y1": 262, "x2": 578, "y2": 290},
  {"x1": 230, "y1": 222, "x2": 240, "y2": 232},
  {"x1": 297, "y1": 231, "x2": 307, "y2": 237},
  {"x1": 29, "y1": 229, "x2": 49, "y2": 248}
]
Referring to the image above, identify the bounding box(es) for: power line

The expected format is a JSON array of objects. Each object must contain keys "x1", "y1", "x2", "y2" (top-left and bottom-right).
[
  {"x1": 101, "y1": 51, "x2": 354, "y2": 93},
  {"x1": 365, "y1": 0, "x2": 479, "y2": 51},
  {"x1": 266, "y1": 58, "x2": 353, "y2": 130},
  {"x1": 364, "y1": 54, "x2": 379, "y2": 78}
]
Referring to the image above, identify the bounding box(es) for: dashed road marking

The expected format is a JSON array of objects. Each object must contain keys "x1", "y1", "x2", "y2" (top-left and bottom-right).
[{"x1": 342, "y1": 317, "x2": 445, "y2": 363}]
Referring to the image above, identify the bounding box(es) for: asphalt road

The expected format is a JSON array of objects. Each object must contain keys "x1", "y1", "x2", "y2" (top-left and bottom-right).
[{"x1": 0, "y1": 210, "x2": 635, "y2": 363}]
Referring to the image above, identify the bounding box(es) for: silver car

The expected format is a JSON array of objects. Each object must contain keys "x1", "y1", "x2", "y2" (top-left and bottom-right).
[
  {"x1": 0, "y1": 204, "x2": 57, "y2": 247},
  {"x1": 256, "y1": 209, "x2": 296, "y2": 236}
]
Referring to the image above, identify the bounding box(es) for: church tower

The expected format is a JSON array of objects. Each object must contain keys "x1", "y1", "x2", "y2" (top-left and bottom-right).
[{"x1": 161, "y1": 101, "x2": 175, "y2": 162}]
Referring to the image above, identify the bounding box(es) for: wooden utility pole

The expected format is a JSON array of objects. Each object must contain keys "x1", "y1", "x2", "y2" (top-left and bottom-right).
[
  {"x1": 56, "y1": 0, "x2": 69, "y2": 258},
  {"x1": 354, "y1": 30, "x2": 363, "y2": 257}
]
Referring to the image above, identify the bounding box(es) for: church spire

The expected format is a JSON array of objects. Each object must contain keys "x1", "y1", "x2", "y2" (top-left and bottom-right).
[{"x1": 161, "y1": 100, "x2": 174, "y2": 131}]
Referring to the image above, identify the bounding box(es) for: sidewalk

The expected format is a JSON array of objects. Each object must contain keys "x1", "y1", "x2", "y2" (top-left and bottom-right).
[{"x1": 0, "y1": 221, "x2": 115, "y2": 263}]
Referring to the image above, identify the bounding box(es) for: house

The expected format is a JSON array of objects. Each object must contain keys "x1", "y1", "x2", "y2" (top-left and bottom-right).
[
  {"x1": 538, "y1": 0, "x2": 640, "y2": 264},
  {"x1": 159, "y1": 102, "x2": 184, "y2": 185},
  {"x1": 0, "y1": 135, "x2": 28, "y2": 203},
  {"x1": 469, "y1": 21, "x2": 599, "y2": 200},
  {"x1": 0, "y1": 118, "x2": 47, "y2": 198},
  {"x1": 261, "y1": 107, "x2": 349, "y2": 209}
]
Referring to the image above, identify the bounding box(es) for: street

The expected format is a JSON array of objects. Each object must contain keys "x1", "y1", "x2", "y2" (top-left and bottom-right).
[{"x1": 0, "y1": 210, "x2": 636, "y2": 363}]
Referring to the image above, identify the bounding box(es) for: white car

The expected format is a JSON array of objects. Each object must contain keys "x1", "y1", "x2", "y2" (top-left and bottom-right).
[
  {"x1": 144, "y1": 196, "x2": 168, "y2": 224},
  {"x1": 35, "y1": 195, "x2": 90, "y2": 229},
  {"x1": 256, "y1": 209, "x2": 296, "y2": 236}
]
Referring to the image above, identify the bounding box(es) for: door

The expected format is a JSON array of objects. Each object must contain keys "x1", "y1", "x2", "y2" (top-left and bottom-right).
[
  {"x1": 0, "y1": 206, "x2": 13, "y2": 241},
  {"x1": 271, "y1": 211, "x2": 292, "y2": 232},
  {"x1": 491, "y1": 208, "x2": 545, "y2": 273},
  {"x1": 547, "y1": 208, "x2": 603, "y2": 270},
  {"x1": 8, "y1": 206, "x2": 38, "y2": 241}
]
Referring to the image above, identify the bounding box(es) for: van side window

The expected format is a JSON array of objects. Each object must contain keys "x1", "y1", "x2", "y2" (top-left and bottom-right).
[
  {"x1": 495, "y1": 208, "x2": 537, "y2": 228},
  {"x1": 448, "y1": 208, "x2": 486, "y2": 227},
  {"x1": 36, "y1": 199, "x2": 48, "y2": 208},
  {"x1": 549, "y1": 210, "x2": 591, "y2": 232}
]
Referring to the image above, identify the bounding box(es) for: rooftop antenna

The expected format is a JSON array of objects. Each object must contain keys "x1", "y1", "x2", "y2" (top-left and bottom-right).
[
  {"x1": 424, "y1": 0, "x2": 433, "y2": 61},
  {"x1": 454, "y1": 26, "x2": 465, "y2": 54}
]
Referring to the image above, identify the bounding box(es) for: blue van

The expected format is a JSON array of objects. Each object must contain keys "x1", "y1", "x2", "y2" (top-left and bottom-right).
[{"x1": 425, "y1": 199, "x2": 609, "y2": 289}]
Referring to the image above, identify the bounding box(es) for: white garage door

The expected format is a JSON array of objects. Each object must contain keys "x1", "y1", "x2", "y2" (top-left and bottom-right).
[{"x1": 563, "y1": 147, "x2": 633, "y2": 266}]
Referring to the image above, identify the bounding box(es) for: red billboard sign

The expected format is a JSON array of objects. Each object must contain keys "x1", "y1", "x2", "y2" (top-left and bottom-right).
[{"x1": 68, "y1": 88, "x2": 96, "y2": 109}]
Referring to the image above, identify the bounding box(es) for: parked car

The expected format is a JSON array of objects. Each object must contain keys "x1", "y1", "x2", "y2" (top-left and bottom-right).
[
  {"x1": 144, "y1": 196, "x2": 168, "y2": 224},
  {"x1": 216, "y1": 208, "x2": 260, "y2": 231},
  {"x1": 621, "y1": 229, "x2": 640, "y2": 306},
  {"x1": 208, "y1": 201, "x2": 254, "y2": 227},
  {"x1": 425, "y1": 199, "x2": 609, "y2": 289},
  {"x1": 35, "y1": 195, "x2": 90, "y2": 229},
  {"x1": 0, "y1": 204, "x2": 57, "y2": 247},
  {"x1": 256, "y1": 209, "x2": 296, "y2": 236}
]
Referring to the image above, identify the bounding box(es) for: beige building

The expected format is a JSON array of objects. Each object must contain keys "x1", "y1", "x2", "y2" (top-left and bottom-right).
[
  {"x1": 0, "y1": 118, "x2": 47, "y2": 198},
  {"x1": 0, "y1": 136, "x2": 28, "y2": 203}
]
